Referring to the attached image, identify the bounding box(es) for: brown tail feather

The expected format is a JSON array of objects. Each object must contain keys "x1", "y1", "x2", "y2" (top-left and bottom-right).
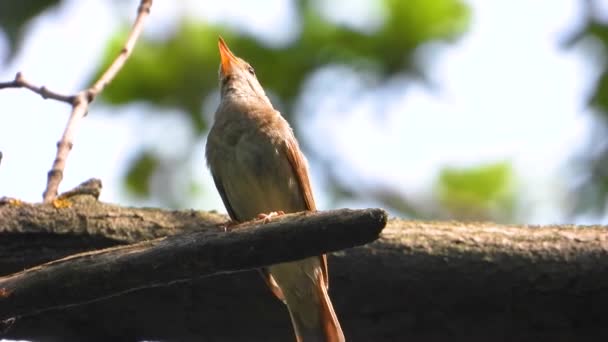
[
  {"x1": 315, "y1": 271, "x2": 345, "y2": 342},
  {"x1": 270, "y1": 260, "x2": 344, "y2": 342}
]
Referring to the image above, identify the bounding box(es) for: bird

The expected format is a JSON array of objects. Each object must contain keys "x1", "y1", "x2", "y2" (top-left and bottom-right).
[{"x1": 205, "y1": 37, "x2": 344, "y2": 342}]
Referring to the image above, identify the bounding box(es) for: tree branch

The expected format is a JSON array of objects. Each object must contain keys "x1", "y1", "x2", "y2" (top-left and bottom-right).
[
  {"x1": 0, "y1": 0, "x2": 153, "y2": 203},
  {"x1": 1, "y1": 182, "x2": 608, "y2": 341},
  {"x1": 41, "y1": 0, "x2": 153, "y2": 203},
  {"x1": 0, "y1": 72, "x2": 74, "y2": 103},
  {"x1": 88, "y1": 0, "x2": 152, "y2": 95},
  {"x1": 0, "y1": 179, "x2": 225, "y2": 246},
  {"x1": 0, "y1": 205, "x2": 387, "y2": 323},
  {"x1": 1, "y1": 206, "x2": 607, "y2": 341}
]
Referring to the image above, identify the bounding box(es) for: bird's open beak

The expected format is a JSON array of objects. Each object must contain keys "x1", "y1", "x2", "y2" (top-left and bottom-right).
[{"x1": 218, "y1": 37, "x2": 239, "y2": 74}]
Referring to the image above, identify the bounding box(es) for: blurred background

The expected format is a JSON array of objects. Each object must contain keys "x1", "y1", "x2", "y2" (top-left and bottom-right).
[{"x1": 0, "y1": 0, "x2": 607, "y2": 225}]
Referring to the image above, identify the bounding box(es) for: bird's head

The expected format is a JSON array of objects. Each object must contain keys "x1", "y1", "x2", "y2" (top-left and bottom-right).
[{"x1": 218, "y1": 37, "x2": 269, "y2": 104}]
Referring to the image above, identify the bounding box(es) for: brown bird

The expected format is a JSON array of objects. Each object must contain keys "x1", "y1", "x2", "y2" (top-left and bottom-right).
[{"x1": 205, "y1": 37, "x2": 344, "y2": 342}]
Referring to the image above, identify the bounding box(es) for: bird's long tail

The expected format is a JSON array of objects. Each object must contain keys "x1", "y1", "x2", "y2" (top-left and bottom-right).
[{"x1": 270, "y1": 259, "x2": 344, "y2": 342}]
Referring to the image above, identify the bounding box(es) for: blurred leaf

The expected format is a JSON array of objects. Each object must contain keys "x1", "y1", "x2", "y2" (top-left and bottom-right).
[
  {"x1": 94, "y1": 0, "x2": 469, "y2": 128},
  {"x1": 571, "y1": 18, "x2": 608, "y2": 115},
  {"x1": 124, "y1": 151, "x2": 159, "y2": 197},
  {"x1": 0, "y1": 0, "x2": 60, "y2": 61},
  {"x1": 564, "y1": 0, "x2": 608, "y2": 217},
  {"x1": 590, "y1": 66, "x2": 608, "y2": 116},
  {"x1": 569, "y1": 126, "x2": 608, "y2": 216},
  {"x1": 437, "y1": 162, "x2": 515, "y2": 221},
  {"x1": 91, "y1": 0, "x2": 469, "y2": 207},
  {"x1": 93, "y1": 22, "x2": 221, "y2": 134}
]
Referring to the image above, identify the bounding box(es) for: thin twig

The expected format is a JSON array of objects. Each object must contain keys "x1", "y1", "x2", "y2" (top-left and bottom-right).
[
  {"x1": 41, "y1": 0, "x2": 153, "y2": 203},
  {"x1": 0, "y1": 0, "x2": 153, "y2": 203},
  {"x1": 89, "y1": 0, "x2": 152, "y2": 95},
  {"x1": 0, "y1": 72, "x2": 74, "y2": 103}
]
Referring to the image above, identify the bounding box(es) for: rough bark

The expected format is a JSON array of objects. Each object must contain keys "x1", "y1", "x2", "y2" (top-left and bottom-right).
[
  {"x1": 1, "y1": 189, "x2": 608, "y2": 341},
  {"x1": 0, "y1": 207, "x2": 386, "y2": 321}
]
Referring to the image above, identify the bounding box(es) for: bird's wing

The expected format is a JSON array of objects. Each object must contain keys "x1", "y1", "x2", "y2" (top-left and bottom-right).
[
  {"x1": 283, "y1": 136, "x2": 330, "y2": 290},
  {"x1": 210, "y1": 172, "x2": 241, "y2": 222}
]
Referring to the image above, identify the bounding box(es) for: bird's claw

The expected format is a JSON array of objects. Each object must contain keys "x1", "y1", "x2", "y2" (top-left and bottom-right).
[
  {"x1": 219, "y1": 220, "x2": 238, "y2": 232},
  {"x1": 256, "y1": 211, "x2": 285, "y2": 223}
]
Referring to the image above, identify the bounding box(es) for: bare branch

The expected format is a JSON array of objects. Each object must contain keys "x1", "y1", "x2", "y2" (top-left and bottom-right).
[
  {"x1": 89, "y1": 0, "x2": 152, "y2": 95},
  {"x1": 0, "y1": 181, "x2": 606, "y2": 341},
  {"x1": 41, "y1": 0, "x2": 153, "y2": 203},
  {"x1": 41, "y1": 93, "x2": 88, "y2": 203},
  {"x1": 0, "y1": 208, "x2": 387, "y2": 322},
  {"x1": 0, "y1": 179, "x2": 227, "y2": 244},
  {"x1": 0, "y1": 72, "x2": 74, "y2": 103},
  {"x1": 1, "y1": 199, "x2": 608, "y2": 340},
  {"x1": 0, "y1": 1, "x2": 153, "y2": 203}
]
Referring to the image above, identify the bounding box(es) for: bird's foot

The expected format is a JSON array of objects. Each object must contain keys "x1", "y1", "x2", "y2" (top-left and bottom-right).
[
  {"x1": 219, "y1": 220, "x2": 239, "y2": 232},
  {"x1": 256, "y1": 211, "x2": 285, "y2": 223}
]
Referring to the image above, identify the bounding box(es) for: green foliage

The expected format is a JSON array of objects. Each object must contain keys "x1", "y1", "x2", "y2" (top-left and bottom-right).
[
  {"x1": 97, "y1": 22, "x2": 221, "y2": 134},
  {"x1": 566, "y1": 18, "x2": 608, "y2": 116},
  {"x1": 0, "y1": 0, "x2": 60, "y2": 61},
  {"x1": 1, "y1": 0, "x2": 473, "y2": 211},
  {"x1": 95, "y1": 0, "x2": 469, "y2": 124},
  {"x1": 437, "y1": 162, "x2": 515, "y2": 221},
  {"x1": 4, "y1": 1, "x2": 607, "y2": 222},
  {"x1": 90, "y1": 0, "x2": 469, "y2": 204},
  {"x1": 124, "y1": 151, "x2": 159, "y2": 198},
  {"x1": 563, "y1": 2, "x2": 608, "y2": 217}
]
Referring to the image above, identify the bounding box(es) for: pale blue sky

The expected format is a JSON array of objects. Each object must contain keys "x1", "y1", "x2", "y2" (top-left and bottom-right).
[{"x1": 0, "y1": 0, "x2": 598, "y2": 224}]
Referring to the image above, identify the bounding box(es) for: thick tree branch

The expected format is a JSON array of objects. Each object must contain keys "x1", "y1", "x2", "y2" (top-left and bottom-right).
[
  {"x1": 0, "y1": 178, "x2": 225, "y2": 246},
  {"x1": 0, "y1": 1, "x2": 153, "y2": 203},
  {"x1": 0, "y1": 205, "x2": 387, "y2": 323},
  {"x1": 1, "y1": 186, "x2": 608, "y2": 341}
]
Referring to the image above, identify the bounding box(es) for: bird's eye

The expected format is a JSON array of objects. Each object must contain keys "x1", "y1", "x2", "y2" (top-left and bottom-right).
[{"x1": 247, "y1": 66, "x2": 255, "y2": 75}]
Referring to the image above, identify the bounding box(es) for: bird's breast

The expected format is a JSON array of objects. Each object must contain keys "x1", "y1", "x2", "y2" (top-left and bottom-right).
[{"x1": 206, "y1": 111, "x2": 306, "y2": 221}]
